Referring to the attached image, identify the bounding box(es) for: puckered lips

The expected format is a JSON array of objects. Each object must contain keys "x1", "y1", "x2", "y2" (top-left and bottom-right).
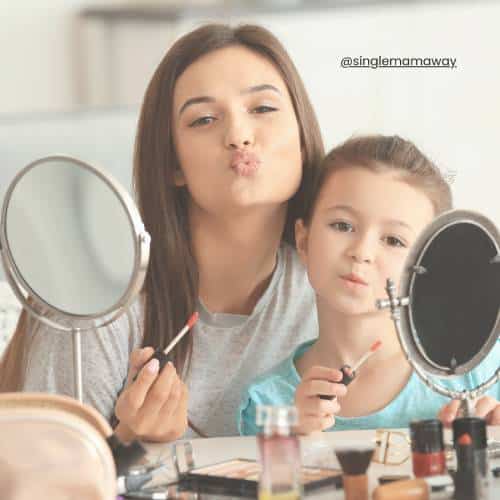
[{"x1": 230, "y1": 150, "x2": 261, "y2": 177}]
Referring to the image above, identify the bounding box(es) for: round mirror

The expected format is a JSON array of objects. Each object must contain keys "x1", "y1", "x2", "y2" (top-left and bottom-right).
[
  {"x1": 0, "y1": 156, "x2": 150, "y2": 328},
  {"x1": 378, "y1": 209, "x2": 499, "y2": 408}
]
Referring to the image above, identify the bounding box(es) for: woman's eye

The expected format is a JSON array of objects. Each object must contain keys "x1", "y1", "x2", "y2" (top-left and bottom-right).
[
  {"x1": 189, "y1": 116, "x2": 216, "y2": 127},
  {"x1": 385, "y1": 236, "x2": 406, "y2": 248},
  {"x1": 252, "y1": 105, "x2": 278, "y2": 114},
  {"x1": 330, "y1": 221, "x2": 353, "y2": 232}
]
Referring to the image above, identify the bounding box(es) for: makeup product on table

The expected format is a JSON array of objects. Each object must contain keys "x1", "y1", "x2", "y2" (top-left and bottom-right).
[
  {"x1": 134, "y1": 312, "x2": 198, "y2": 380},
  {"x1": 453, "y1": 417, "x2": 490, "y2": 500},
  {"x1": 334, "y1": 443, "x2": 374, "y2": 500},
  {"x1": 319, "y1": 340, "x2": 382, "y2": 400},
  {"x1": 372, "y1": 475, "x2": 454, "y2": 500},
  {"x1": 256, "y1": 406, "x2": 302, "y2": 500},
  {"x1": 117, "y1": 464, "x2": 168, "y2": 495},
  {"x1": 409, "y1": 419, "x2": 446, "y2": 477},
  {"x1": 177, "y1": 458, "x2": 343, "y2": 498},
  {"x1": 453, "y1": 417, "x2": 489, "y2": 476}
]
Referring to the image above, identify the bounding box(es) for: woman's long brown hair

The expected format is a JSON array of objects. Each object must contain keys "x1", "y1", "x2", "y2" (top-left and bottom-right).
[{"x1": 0, "y1": 23, "x2": 324, "y2": 391}]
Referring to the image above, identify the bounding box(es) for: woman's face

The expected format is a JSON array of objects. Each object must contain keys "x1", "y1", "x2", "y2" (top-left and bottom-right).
[
  {"x1": 296, "y1": 167, "x2": 435, "y2": 316},
  {"x1": 172, "y1": 45, "x2": 303, "y2": 216}
]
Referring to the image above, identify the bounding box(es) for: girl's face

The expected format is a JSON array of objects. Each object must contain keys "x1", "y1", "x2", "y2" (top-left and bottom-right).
[
  {"x1": 296, "y1": 167, "x2": 435, "y2": 316},
  {"x1": 172, "y1": 45, "x2": 302, "y2": 216}
]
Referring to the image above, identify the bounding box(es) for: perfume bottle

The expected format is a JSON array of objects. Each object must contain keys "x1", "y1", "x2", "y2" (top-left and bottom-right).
[{"x1": 256, "y1": 405, "x2": 302, "y2": 500}]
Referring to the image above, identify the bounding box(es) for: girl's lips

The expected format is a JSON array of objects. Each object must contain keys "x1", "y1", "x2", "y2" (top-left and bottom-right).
[
  {"x1": 340, "y1": 273, "x2": 368, "y2": 286},
  {"x1": 230, "y1": 150, "x2": 261, "y2": 176}
]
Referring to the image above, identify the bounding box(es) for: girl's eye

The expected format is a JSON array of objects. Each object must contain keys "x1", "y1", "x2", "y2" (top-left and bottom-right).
[
  {"x1": 384, "y1": 235, "x2": 406, "y2": 248},
  {"x1": 189, "y1": 116, "x2": 216, "y2": 128},
  {"x1": 330, "y1": 221, "x2": 353, "y2": 232},
  {"x1": 251, "y1": 105, "x2": 278, "y2": 114}
]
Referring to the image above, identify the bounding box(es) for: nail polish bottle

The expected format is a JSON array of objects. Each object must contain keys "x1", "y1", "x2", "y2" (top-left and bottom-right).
[
  {"x1": 256, "y1": 405, "x2": 301, "y2": 500},
  {"x1": 409, "y1": 419, "x2": 446, "y2": 478}
]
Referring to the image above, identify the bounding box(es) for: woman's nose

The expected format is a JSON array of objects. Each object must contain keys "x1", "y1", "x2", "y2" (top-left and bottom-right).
[{"x1": 224, "y1": 114, "x2": 254, "y2": 149}]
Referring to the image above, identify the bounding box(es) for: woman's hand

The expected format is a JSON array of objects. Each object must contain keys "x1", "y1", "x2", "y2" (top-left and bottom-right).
[
  {"x1": 438, "y1": 395, "x2": 500, "y2": 427},
  {"x1": 293, "y1": 365, "x2": 347, "y2": 435},
  {"x1": 114, "y1": 347, "x2": 188, "y2": 443}
]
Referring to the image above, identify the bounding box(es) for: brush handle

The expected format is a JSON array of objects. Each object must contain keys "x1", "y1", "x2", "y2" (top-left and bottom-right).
[
  {"x1": 343, "y1": 474, "x2": 369, "y2": 500},
  {"x1": 319, "y1": 365, "x2": 354, "y2": 400},
  {"x1": 132, "y1": 349, "x2": 172, "y2": 382}
]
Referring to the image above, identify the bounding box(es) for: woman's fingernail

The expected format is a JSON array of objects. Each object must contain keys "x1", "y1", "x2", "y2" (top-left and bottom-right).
[{"x1": 147, "y1": 358, "x2": 160, "y2": 374}]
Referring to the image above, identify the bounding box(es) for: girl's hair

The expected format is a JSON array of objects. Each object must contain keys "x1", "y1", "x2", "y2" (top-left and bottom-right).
[
  {"x1": 1, "y1": 24, "x2": 324, "y2": 391},
  {"x1": 302, "y1": 134, "x2": 452, "y2": 226}
]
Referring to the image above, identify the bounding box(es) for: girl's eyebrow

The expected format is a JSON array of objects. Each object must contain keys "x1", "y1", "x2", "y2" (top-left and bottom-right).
[
  {"x1": 178, "y1": 84, "x2": 281, "y2": 116},
  {"x1": 326, "y1": 204, "x2": 415, "y2": 233}
]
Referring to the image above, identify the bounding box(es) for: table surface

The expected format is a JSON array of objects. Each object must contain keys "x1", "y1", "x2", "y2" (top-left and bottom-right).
[{"x1": 142, "y1": 426, "x2": 500, "y2": 499}]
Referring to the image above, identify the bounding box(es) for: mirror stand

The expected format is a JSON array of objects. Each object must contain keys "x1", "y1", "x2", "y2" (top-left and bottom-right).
[
  {"x1": 72, "y1": 328, "x2": 83, "y2": 403},
  {"x1": 377, "y1": 278, "x2": 500, "y2": 418}
]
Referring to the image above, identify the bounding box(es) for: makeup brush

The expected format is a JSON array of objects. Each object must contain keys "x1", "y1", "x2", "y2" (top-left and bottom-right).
[
  {"x1": 134, "y1": 312, "x2": 199, "y2": 380},
  {"x1": 335, "y1": 443, "x2": 375, "y2": 500},
  {"x1": 320, "y1": 340, "x2": 382, "y2": 400}
]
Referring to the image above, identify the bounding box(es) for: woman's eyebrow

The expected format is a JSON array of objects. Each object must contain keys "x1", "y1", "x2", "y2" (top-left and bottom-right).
[
  {"x1": 178, "y1": 84, "x2": 281, "y2": 116},
  {"x1": 241, "y1": 83, "x2": 281, "y2": 95}
]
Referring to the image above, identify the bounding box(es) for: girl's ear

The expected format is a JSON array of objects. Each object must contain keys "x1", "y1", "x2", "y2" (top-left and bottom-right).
[{"x1": 295, "y1": 218, "x2": 309, "y2": 266}]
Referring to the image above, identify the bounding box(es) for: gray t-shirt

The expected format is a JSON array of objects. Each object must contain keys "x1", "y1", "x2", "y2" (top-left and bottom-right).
[{"x1": 23, "y1": 243, "x2": 317, "y2": 437}]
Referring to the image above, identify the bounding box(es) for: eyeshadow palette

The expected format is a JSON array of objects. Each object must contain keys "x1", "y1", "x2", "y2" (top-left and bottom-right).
[{"x1": 178, "y1": 458, "x2": 342, "y2": 497}]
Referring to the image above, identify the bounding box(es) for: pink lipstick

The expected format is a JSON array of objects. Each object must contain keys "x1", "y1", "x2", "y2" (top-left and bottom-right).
[
  {"x1": 319, "y1": 340, "x2": 382, "y2": 400},
  {"x1": 133, "y1": 312, "x2": 199, "y2": 380},
  {"x1": 230, "y1": 150, "x2": 261, "y2": 176}
]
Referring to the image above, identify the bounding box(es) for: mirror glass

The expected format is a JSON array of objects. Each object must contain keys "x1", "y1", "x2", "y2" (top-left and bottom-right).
[
  {"x1": 4, "y1": 158, "x2": 136, "y2": 317},
  {"x1": 407, "y1": 216, "x2": 500, "y2": 374}
]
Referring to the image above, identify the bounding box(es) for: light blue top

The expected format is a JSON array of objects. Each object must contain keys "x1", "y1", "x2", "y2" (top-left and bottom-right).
[{"x1": 238, "y1": 340, "x2": 500, "y2": 435}]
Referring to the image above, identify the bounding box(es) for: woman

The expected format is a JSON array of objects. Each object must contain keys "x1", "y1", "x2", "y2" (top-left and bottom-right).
[{"x1": 0, "y1": 24, "x2": 324, "y2": 441}]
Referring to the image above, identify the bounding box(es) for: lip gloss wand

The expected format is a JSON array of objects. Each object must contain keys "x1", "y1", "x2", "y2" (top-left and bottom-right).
[
  {"x1": 320, "y1": 340, "x2": 382, "y2": 400},
  {"x1": 134, "y1": 312, "x2": 199, "y2": 380}
]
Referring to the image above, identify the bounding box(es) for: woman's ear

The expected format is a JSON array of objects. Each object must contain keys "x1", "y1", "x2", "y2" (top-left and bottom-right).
[{"x1": 295, "y1": 218, "x2": 309, "y2": 266}]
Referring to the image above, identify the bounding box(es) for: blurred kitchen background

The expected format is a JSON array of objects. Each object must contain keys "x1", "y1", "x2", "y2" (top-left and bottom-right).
[{"x1": 1, "y1": 0, "x2": 499, "y2": 220}]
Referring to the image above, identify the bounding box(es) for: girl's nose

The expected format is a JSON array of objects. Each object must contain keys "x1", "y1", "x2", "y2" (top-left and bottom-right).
[{"x1": 348, "y1": 235, "x2": 375, "y2": 264}]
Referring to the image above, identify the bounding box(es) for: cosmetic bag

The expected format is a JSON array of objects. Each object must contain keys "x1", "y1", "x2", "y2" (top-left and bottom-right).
[{"x1": 0, "y1": 392, "x2": 116, "y2": 500}]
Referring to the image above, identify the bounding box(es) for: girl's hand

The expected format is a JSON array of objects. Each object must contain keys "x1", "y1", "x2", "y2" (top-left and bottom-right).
[
  {"x1": 293, "y1": 365, "x2": 347, "y2": 435},
  {"x1": 438, "y1": 396, "x2": 500, "y2": 427},
  {"x1": 114, "y1": 347, "x2": 188, "y2": 443}
]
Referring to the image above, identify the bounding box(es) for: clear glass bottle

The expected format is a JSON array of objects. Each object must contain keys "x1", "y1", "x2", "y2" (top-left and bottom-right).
[{"x1": 256, "y1": 405, "x2": 302, "y2": 500}]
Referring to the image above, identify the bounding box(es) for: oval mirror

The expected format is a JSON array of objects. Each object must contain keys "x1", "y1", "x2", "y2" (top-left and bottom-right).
[
  {"x1": 0, "y1": 156, "x2": 150, "y2": 401},
  {"x1": 399, "y1": 210, "x2": 499, "y2": 377},
  {"x1": 1, "y1": 156, "x2": 149, "y2": 322},
  {"x1": 378, "y1": 209, "x2": 499, "y2": 411}
]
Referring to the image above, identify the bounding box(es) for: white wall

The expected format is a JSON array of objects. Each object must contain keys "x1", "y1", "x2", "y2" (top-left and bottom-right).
[
  {"x1": 1, "y1": 1, "x2": 499, "y2": 222},
  {"x1": 0, "y1": 0, "x2": 123, "y2": 114}
]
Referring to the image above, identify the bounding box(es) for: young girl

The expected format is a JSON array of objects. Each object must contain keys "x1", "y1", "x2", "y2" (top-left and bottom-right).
[
  {"x1": 238, "y1": 135, "x2": 500, "y2": 435},
  {"x1": 0, "y1": 24, "x2": 324, "y2": 440}
]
